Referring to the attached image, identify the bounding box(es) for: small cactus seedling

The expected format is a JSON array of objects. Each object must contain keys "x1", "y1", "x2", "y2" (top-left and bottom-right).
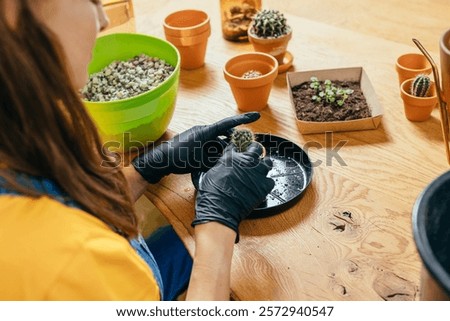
[
  {"x1": 250, "y1": 9, "x2": 291, "y2": 38},
  {"x1": 231, "y1": 128, "x2": 255, "y2": 152},
  {"x1": 309, "y1": 77, "x2": 354, "y2": 107},
  {"x1": 411, "y1": 74, "x2": 431, "y2": 97},
  {"x1": 230, "y1": 128, "x2": 266, "y2": 157}
]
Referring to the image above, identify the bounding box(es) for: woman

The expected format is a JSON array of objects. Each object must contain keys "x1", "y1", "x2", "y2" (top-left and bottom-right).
[{"x1": 0, "y1": 0, "x2": 274, "y2": 300}]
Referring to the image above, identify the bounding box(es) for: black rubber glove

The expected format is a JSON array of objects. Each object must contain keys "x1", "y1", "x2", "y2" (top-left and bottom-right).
[
  {"x1": 132, "y1": 112, "x2": 261, "y2": 184},
  {"x1": 192, "y1": 142, "x2": 275, "y2": 242}
]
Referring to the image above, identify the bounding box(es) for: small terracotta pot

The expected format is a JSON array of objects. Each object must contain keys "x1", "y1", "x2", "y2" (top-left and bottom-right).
[
  {"x1": 163, "y1": 10, "x2": 210, "y2": 70},
  {"x1": 165, "y1": 29, "x2": 210, "y2": 70},
  {"x1": 400, "y1": 79, "x2": 438, "y2": 121},
  {"x1": 224, "y1": 52, "x2": 278, "y2": 111},
  {"x1": 248, "y1": 27, "x2": 292, "y2": 64},
  {"x1": 163, "y1": 10, "x2": 210, "y2": 37},
  {"x1": 396, "y1": 53, "x2": 432, "y2": 86}
]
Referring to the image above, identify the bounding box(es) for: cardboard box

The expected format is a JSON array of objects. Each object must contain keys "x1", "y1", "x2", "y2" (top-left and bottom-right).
[{"x1": 287, "y1": 67, "x2": 383, "y2": 134}]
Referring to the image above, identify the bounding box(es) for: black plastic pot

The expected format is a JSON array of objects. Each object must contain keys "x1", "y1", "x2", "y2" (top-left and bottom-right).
[{"x1": 412, "y1": 171, "x2": 450, "y2": 300}]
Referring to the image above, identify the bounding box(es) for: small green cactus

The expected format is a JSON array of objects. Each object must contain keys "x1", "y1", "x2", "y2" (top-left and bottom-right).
[
  {"x1": 250, "y1": 9, "x2": 291, "y2": 38},
  {"x1": 230, "y1": 128, "x2": 255, "y2": 152},
  {"x1": 411, "y1": 74, "x2": 431, "y2": 97}
]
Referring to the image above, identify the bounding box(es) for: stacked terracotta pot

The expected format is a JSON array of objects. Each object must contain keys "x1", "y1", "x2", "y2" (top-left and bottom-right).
[
  {"x1": 163, "y1": 10, "x2": 211, "y2": 70},
  {"x1": 396, "y1": 53, "x2": 437, "y2": 121}
]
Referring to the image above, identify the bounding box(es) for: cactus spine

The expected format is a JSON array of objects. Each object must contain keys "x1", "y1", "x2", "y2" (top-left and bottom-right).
[
  {"x1": 230, "y1": 129, "x2": 255, "y2": 152},
  {"x1": 250, "y1": 9, "x2": 291, "y2": 38},
  {"x1": 411, "y1": 74, "x2": 431, "y2": 97}
]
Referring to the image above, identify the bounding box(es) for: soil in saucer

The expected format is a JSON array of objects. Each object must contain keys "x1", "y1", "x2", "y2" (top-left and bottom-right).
[{"x1": 292, "y1": 80, "x2": 371, "y2": 122}]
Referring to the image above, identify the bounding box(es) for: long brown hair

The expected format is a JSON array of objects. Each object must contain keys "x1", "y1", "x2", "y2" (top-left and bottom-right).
[{"x1": 0, "y1": 1, "x2": 138, "y2": 238}]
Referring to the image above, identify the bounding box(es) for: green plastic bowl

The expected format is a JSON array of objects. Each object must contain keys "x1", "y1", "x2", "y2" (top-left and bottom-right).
[{"x1": 83, "y1": 33, "x2": 180, "y2": 152}]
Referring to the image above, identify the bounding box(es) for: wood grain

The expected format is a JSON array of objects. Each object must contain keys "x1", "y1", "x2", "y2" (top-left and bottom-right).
[{"x1": 124, "y1": 0, "x2": 450, "y2": 300}]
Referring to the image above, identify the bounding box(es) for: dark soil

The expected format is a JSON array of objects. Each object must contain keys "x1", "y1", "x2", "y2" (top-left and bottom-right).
[{"x1": 292, "y1": 80, "x2": 371, "y2": 122}]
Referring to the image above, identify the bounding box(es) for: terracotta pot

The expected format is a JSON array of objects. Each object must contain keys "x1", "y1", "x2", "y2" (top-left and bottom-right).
[
  {"x1": 224, "y1": 52, "x2": 278, "y2": 111},
  {"x1": 163, "y1": 10, "x2": 210, "y2": 37},
  {"x1": 165, "y1": 29, "x2": 210, "y2": 70},
  {"x1": 400, "y1": 79, "x2": 438, "y2": 121},
  {"x1": 396, "y1": 53, "x2": 432, "y2": 86},
  {"x1": 163, "y1": 10, "x2": 210, "y2": 70},
  {"x1": 248, "y1": 27, "x2": 292, "y2": 64}
]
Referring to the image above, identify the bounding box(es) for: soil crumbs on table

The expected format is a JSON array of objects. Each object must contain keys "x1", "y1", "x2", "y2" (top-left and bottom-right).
[{"x1": 292, "y1": 81, "x2": 371, "y2": 122}]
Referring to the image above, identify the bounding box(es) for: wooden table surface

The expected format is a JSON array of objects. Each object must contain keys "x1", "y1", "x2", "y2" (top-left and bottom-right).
[{"x1": 125, "y1": 0, "x2": 449, "y2": 300}]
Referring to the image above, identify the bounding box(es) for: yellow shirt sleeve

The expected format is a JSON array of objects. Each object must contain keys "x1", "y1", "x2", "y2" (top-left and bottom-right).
[
  {"x1": 46, "y1": 234, "x2": 160, "y2": 300},
  {"x1": 0, "y1": 195, "x2": 160, "y2": 300}
]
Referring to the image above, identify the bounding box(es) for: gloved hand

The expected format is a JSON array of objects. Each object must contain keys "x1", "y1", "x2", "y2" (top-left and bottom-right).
[
  {"x1": 192, "y1": 142, "x2": 275, "y2": 242},
  {"x1": 132, "y1": 112, "x2": 261, "y2": 184}
]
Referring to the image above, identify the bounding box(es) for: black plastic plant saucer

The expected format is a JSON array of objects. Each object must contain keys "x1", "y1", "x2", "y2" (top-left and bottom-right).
[{"x1": 191, "y1": 133, "x2": 313, "y2": 219}]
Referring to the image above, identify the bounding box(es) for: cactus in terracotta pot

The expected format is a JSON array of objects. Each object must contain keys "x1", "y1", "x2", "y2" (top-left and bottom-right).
[
  {"x1": 411, "y1": 74, "x2": 431, "y2": 97},
  {"x1": 250, "y1": 9, "x2": 291, "y2": 39},
  {"x1": 400, "y1": 74, "x2": 437, "y2": 121},
  {"x1": 248, "y1": 9, "x2": 292, "y2": 66}
]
